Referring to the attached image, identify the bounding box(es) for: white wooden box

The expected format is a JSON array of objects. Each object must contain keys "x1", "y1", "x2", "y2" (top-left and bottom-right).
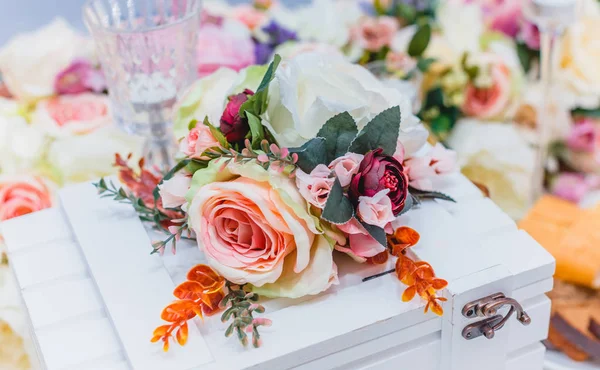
[{"x1": 0, "y1": 173, "x2": 555, "y2": 370}]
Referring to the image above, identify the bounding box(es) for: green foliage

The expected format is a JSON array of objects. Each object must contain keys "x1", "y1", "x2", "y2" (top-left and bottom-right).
[
  {"x1": 317, "y1": 112, "x2": 358, "y2": 163},
  {"x1": 246, "y1": 112, "x2": 266, "y2": 147},
  {"x1": 289, "y1": 138, "x2": 328, "y2": 173},
  {"x1": 359, "y1": 220, "x2": 387, "y2": 247},
  {"x1": 349, "y1": 106, "x2": 401, "y2": 156},
  {"x1": 203, "y1": 117, "x2": 229, "y2": 149},
  {"x1": 220, "y1": 285, "x2": 269, "y2": 349},
  {"x1": 239, "y1": 55, "x2": 282, "y2": 120},
  {"x1": 409, "y1": 186, "x2": 456, "y2": 203},
  {"x1": 408, "y1": 23, "x2": 431, "y2": 57},
  {"x1": 322, "y1": 179, "x2": 355, "y2": 225},
  {"x1": 417, "y1": 57, "x2": 436, "y2": 73}
]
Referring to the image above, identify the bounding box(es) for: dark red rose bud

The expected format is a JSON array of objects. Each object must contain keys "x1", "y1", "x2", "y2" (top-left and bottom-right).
[
  {"x1": 349, "y1": 148, "x2": 409, "y2": 215},
  {"x1": 220, "y1": 89, "x2": 254, "y2": 144}
]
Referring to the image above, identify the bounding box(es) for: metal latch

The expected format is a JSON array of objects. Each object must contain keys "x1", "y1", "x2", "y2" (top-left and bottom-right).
[{"x1": 461, "y1": 293, "x2": 531, "y2": 340}]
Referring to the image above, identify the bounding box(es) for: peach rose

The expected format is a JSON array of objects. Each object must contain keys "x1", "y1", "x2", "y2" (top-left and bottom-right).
[
  {"x1": 33, "y1": 93, "x2": 111, "y2": 137},
  {"x1": 0, "y1": 175, "x2": 53, "y2": 221},
  {"x1": 179, "y1": 125, "x2": 220, "y2": 159},
  {"x1": 328, "y1": 153, "x2": 364, "y2": 187},
  {"x1": 352, "y1": 16, "x2": 398, "y2": 52},
  {"x1": 462, "y1": 60, "x2": 511, "y2": 119},
  {"x1": 295, "y1": 164, "x2": 334, "y2": 209},
  {"x1": 188, "y1": 160, "x2": 338, "y2": 298}
]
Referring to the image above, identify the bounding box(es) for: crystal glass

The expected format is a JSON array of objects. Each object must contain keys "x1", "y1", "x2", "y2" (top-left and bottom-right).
[{"x1": 83, "y1": 0, "x2": 201, "y2": 171}]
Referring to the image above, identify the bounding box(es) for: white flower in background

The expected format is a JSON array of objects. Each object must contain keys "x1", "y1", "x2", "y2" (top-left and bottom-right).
[
  {"x1": 0, "y1": 18, "x2": 94, "y2": 102},
  {"x1": 264, "y1": 52, "x2": 427, "y2": 154},
  {"x1": 555, "y1": 0, "x2": 600, "y2": 108},
  {"x1": 273, "y1": 41, "x2": 346, "y2": 61},
  {"x1": 392, "y1": 1, "x2": 483, "y2": 65},
  {"x1": 0, "y1": 113, "x2": 46, "y2": 175},
  {"x1": 446, "y1": 119, "x2": 536, "y2": 219},
  {"x1": 270, "y1": 0, "x2": 360, "y2": 49},
  {"x1": 47, "y1": 126, "x2": 143, "y2": 184}
]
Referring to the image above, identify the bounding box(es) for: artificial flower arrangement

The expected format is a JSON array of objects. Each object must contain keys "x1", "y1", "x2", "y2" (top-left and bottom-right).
[{"x1": 96, "y1": 52, "x2": 457, "y2": 351}]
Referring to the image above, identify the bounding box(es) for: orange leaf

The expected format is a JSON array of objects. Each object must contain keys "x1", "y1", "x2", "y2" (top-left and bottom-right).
[
  {"x1": 393, "y1": 227, "x2": 420, "y2": 247},
  {"x1": 431, "y1": 278, "x2": 448, "y2": 290},
  {"x1": 153, "y1": 324, "x2": 171, "y2": 337},
  {"x1": 366, "y1": 251, "x2": 389, "y2": 265},
  {"x1": 151, "y1": 335, "x2": 164, "y2": 343},
  {"x1": 161, "y1": 300, "x2": 198, "y2": 322},
  {"x1": 173, "y1": 281, "x2": 206, "y2": 300},
  {"x1": 415, "y1": 280, "x2": 430, "y2": 297},
  {"x1": 396, "y1": 255, "x2": 415, "y2": 281},
  {"x1": 430, "y1": 300, "x2": 444, "y2": 316},
  {"x1": 402, "y1": 285, "x2": 417, "y2": 302},
  {"x1": 176, "y1": 322, "x2": 189, "y2": 346},
  {"x1": 187, "y1": 265, "x2": 225, "y2": 292},
  {"x1": 202, "y1": 290, "x2": 225, "y2": 315},
  {"x1": 163, "y1": 339, "x2": 170, "y2": 352},
  {"x1": 414, "y1": 265, "x2": 434, "y2": 280}
]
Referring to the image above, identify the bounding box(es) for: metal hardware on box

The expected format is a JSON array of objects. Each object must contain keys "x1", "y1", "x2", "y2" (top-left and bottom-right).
[{"x1": 461, "y1": 293, "x2": 531, "y2": 340}]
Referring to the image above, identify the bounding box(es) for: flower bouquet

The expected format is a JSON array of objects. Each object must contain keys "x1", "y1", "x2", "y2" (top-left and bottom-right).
[{"x1": 96, "y1": 52, "x2": 457, "y2": 351}]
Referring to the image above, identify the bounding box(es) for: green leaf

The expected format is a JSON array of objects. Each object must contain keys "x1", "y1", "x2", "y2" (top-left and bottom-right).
[
  {"x1": 349, "y1": 106, "x2": 401, "y2": 156},
  {"x1": 359, "y1": 220, "x2": 387, "y2": 247},
  {"x1": 322, "y1": 178, "x2": 354, "y2": 225},
  {"x1": 417, "y1": 57, "x2": 436, "y2": 72},
  {"x1": 316, "y1": 112, "x2": 358, "y2": 162},
  {"x1": 397, "y1": 192, "x2": 416, "y2": 216},
  {"x1": 153, "y1": 158, "x2": 191, "y2": 202},
  {"x1": 188, "y1": 119, "x2": 198, "y2": 131},
  {"x1": 408, "y1": 23, "x2": 431, "y2": 57},
  {"x1": 572, "y1": 107, "x2": 600, "y2": 118},
  {"x1": 202, "y1": 117, "x2": 229, "y2": 148},
  {"x1": 246, "y1": 112, "x2": 265, "y2": 147},
  {"x1": 460, "y1": 53, "x2": 480, "y2": 80},
  {"x1": 429, "y1": 115, "x2": 452, "y2": 139},
  {"x1": 257, "y1": 54, "x2": 281, "y2": 93},
  {"x1": 289, "y1": 138, "x2": 328, "y2": 173},
  {"x1": 408, "y1": 186, "x2": 456, "y2": 202},
  {"x1": 396, "y1": 3, "x2": 417, "y2": 23},
  {"x1": 516, "y1": 42, "x2": 532, "y2": 72},
  {"x1": 239, "y1": 55, "x2": 282, "y2": 118}
]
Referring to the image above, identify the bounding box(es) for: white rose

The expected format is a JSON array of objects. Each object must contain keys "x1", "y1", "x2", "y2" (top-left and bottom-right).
[
  {"x1": 446, "y1": 119, "x2": 536, "y2": 219},
  {"x1": 47, "y1": 126, "x2": 143, "y2": 184},
  {"x1": 0, "y1": 18, "x2": 94, "y2": 102},
  {"x1": 556, "y1": 2, "x2": 600, "y2": 108},
  {"x1": 0, "y1": 108, "x2": 46, "y2": 175},
  {"x1": 263, "y1": 52, "x2": 427, "y2": 154}
]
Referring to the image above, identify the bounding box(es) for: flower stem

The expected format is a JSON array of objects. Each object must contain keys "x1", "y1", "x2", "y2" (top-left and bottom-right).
[{"x1": 362, "y1": 268, "x2": 395, "y2": 282}]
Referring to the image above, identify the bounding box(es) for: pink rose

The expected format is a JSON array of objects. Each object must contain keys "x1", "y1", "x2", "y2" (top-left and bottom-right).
[
  {"x1": 358, "y1": 189, "x2": 395, "y2": 228},
  {"x1": 33, "y1": 93, "x2": 111, "y2": 136},
  {"x1": 336, "y1": 218, "x2": 387, "y2": 262},
  {"x1": 551, "y1": 173, "x2": 596, "y2": 203},
  {"x1": 385, "y1": 51, "x2": 416, "y2": 73},
  {"x1": 54, "y1": 59, "x2": 106, "y2": 95},
  {"x1": 521, "y1": 21, "x2": 540, "y2": 51},
  {"x1": 352, "y1": 16, "x2": 399, "y2": 52},
  {"x1": 0, "y1": 175, "x2": 53, "y2": 221},
  {"x1": 188, "y1": 162, "x2": 336, "y2": 298},
  {"x1": 159, "y1": 173, "x2": 191, "y2": 209},
  {"x1": 567, "y1": 119, "x2": 598, "y2": 153},
  {"x1": 179, "y1": 125, "x2": 220, "y2": 158},
  {"x1": 231, "y1": 5, "x2": 267, "y2": 30},
  {"x1": 328, "y1": 153, "x2": 364, "y2": 187},
  {"x1": 486, "y1": 0, "x2": 522, "y2": 38},
  {"x1": 405, "y1": 143, "x2": 457, "y2": 190},
  {"x1": 197, "y1": 23, "x2": 256, "y2": 77},
  {"x1": 295, "y1": 164, "x2": 334, "y2": 209},
  {"x1": 462, "y1": 61, "x2": 511, "y2": 119}
]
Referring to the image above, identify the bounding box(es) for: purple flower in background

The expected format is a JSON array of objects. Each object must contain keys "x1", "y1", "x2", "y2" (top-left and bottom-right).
[
  {"x1": 54, "y1": 59, "x2": 106, "y2": 95},
  {"x1": 253, "y1": 20, "x2": 297, "y2": 64}
]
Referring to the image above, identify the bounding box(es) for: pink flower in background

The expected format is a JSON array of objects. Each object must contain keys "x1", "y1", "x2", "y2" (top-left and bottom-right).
[
  {"x1": 196, "y1": 23, "x2": 256, "y2": 77},
  {"x1": 159, "y1": 173, "x2": 191, "y2": 208},
  {"x1": 328, "y1": 153, "x2": 364, "y2": 187},
  {"x1": 385, "y1": 52, "x2": 416, "y2": 73},
  {"x1": 0, "y1": 175, "x2": 53, "y2": 221},
  {"x1": 486, "y1": 0, "x2": 522, "y2": 38},
  {"x1": 34, "y1": 93, "x2": 111, "y2": 136},
  {"x1": 404, "y1": 143, "x2": 457, "y2": 190},
  {"x1": 462, "y1": 62, "x2": 512, "y2": 119},
  {"x1": 231, "y1": 5, "x2": 267, "y2": 30},
  {"x1": 179, "y1": 124, "x2": 220, "y2": 159},
  {"x1": 352, "y1": 16, "x2": 399, "y2": 52},
  {"x1": 566, "y1": 119, "x2": 598, "y2": 153},
  {"x1": 54, "y1": 59, "x2": 106, "y2": 95},
  {"x1": 521, "y1": 21, "x2": 541, "y2": 50},
  {"x1": 336, "y1": 218, "x2": 387, "y2": 261},
  {"x1": 357, "y1": 189, "x2": 395, "y2": 228},
  {"x1": 551, "y1": 173, "x2": 594, "y2": 203},
  {"x1": 295, "y1": 164, "x2": 334, "y2": 209}
]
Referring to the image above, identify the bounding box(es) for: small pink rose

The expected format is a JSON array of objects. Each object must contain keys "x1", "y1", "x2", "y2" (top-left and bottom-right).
[
  {"x1": 462, "y1": 61, "x2": 512, "y2": 119},
  {"x1": 336, "y1": 218, "x2": 386, "y2": 261},
  {"x1": 159, "y1": 173, "x2": 192, "y2": 209},
  {"x1": 328, "y1": 153, "x2": 364, "y2": 187},
  {"x1": 551, "y1": 173, "x2": 591, "y2": 203},
  {"x1": 54, "y1": 59, "x2": 106, "y2": 95},
  {"x1": 231, "y1": 5, "x2": 267, "y2": 30},
  {"x1": 180, "y1": 124, "x2": 220, "y2": 158},
  {"x1": 295, "y1": 164, "x2": 334, "y2": 209},
  {"x1": 404, "y1": 143, "x2": 457, "y2": 190},
  {"x1": 34, "y1": 93, "x2": 111, "y2": 136},
  {"x1": 197, "y1": 23, "x2": 256, "y2": 77},
  {"x1": 352, "y1": 16, "x2": 399, "y2": 52},
  {"x1": 567, "y1": 119, "x2": 598, "y2": 153},
  {"x1": 358, "y1": 189, "x2": 395, "y2": 228},
  {"x1": 385, "y1": 51, "x2": 416, "y2": 73},
  {"x1": 0, "y1": 175, "x2": 53, "y2": 221},
  {"x1": 521, "y1": 21, "x2": 540, "y2": 51}
]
